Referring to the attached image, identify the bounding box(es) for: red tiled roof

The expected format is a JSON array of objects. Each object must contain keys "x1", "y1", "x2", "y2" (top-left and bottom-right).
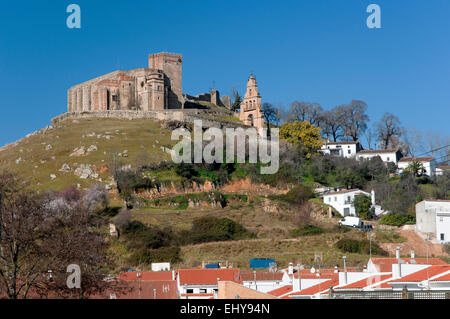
[
  {"x1": 334, "y1": 274, "x2": 392, "y2": 290},
  {"x1": 119, "y1": 271, "x2": 174, "y2": 281},
  {"x1": 267, "y1": 285, "x2": 293, "y2": 297},
  {"x1": 432, "y1": 272, "x2": 450, "y2": 282},
  {"x1": 289, "y1": 278, "x2": 339, "y2": 296},
  {"x1": 178, "y1": 269, "x2": 241, "y2": 285},
  {"x1": 389, "y1": 265, "x2": 450, "y2": 283},
  {"x1": 292, "y1": 269, "x2": 355, "y2": 279},
  {"x1": 240, "y1": 271, "x2": 284, "y2": 281},
  {"x1": 370, "y1": 258, "x2": 446, "y2": 272},
  {"x1": 398, "y1": 157, "x2": 434, "y2": 163},
  {"x1": 358, "y1": 149, "x2": 398, "y2": 154}
]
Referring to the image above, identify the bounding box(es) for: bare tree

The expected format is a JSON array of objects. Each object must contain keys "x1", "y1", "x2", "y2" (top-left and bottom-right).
[
  {"x1": 376, "y1": 112, "x2": 402, "y2": 149},
  {"x1": 364, "y1": 127, "x2": 375, "y2": 150},
  {"x1": 288, "y1": 101, "x2": 323, "y2": 125},
  {"x1": 342, "y1": 100, "x2": 369, "y2": 141},
  {"x1": 0, "y1": 171, "x2": 117, "y2": 299},
  {"x1": 262, "y1": 102, "x2": 277, "y2": 134},
  {"x1": 320, "y1": 105, "x2": 347, "y2": 142}
]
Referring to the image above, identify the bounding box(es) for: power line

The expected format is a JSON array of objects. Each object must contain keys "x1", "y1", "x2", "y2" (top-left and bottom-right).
[{"x1": 415, "y1": 144, "x2": 450, "y2": 157}]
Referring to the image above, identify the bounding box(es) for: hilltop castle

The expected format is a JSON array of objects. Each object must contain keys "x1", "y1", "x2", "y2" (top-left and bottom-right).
[{"x1": 67, "y1": 52, "x2": 265, "y2": 129}]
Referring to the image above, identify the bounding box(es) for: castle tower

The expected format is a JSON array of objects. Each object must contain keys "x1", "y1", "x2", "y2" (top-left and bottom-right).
[
  {"x1": 149, "y1": 52, "x2": 183, "y2": 108},
  {"x1": 239, "y1": 74, "x2": 264, "y2": 128}
]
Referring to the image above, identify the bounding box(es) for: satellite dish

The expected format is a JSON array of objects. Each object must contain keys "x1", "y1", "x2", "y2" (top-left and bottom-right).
[{"x1": 310, "y1": 267, "x2": 316, "y2": 274}]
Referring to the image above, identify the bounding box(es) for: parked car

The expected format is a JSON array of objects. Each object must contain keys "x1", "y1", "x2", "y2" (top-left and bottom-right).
[
  {"x1": 338, "y1": 216, "x2": 362, "y2": 228},
  {"x1": 358, "y1": 225, "x2": 373, "y2": 232}
]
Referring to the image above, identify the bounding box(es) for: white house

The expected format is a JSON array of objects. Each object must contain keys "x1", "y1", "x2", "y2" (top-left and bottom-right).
[
  {"x1": 416, "y1": 200, "x2": 450, "y2": 243},
  {"x1": 241, "y1": 271, "x2": 290, "y2": 293},
  {"x1": 436, "y1": 164, "x2": 450, "y2": 176},
  {"x1": 398, "y1": 157, "x2": 437, "y2": 176},
  {"x1": 323, "y1": 189, "x2": 372, "y2": 216},
  {"x1": 356, "y1": 149, "x2": 403, "y2": 165},
  {"x1": 319, "y1": 141, "x2": 363, "y2": 158},
  {"x1": 177, "y1": 268, "x2": 241, "y2": 299}
]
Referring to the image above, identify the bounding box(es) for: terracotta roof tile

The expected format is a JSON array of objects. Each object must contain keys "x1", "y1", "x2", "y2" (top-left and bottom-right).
[
  {"x1": 267, "y1": 285, "x2": 293, "y2": 297},
  {"x1": 370, "y1": 258, "x2": 446, "y2": 272},
  {"x1": 358, "y1": 149, "x2": 398, "y2": 154},
  {"x1": 178, "y1": 269, "x2": 241, "y2": 285},
  {"x1": 334, "y1": 274, "x2": 392, "y2": 290},
  {"x1": 289, "y1": 278, "x2": 339, "y2": 296},
  {"x1": 389, "y1": 265, "x2": 450, "y2": 283},
  {"x1": 398, "y1": 157, "x2": 435, "y2": 162}
]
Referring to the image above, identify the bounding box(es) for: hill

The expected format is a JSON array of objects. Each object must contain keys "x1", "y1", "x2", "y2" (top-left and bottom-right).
[{"x1": 1, "y1": 115, "x2": 446, "y2": 273}]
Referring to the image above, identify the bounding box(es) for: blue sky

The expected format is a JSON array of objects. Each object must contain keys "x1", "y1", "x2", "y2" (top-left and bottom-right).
[{"x1": 0, "y1": 0, "x2": 449, "y2": 147}]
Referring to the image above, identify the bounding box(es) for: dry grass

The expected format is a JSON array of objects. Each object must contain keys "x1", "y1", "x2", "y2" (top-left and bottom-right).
[{"x1": 0, "y1": 118, "x2": 174, "y2": 192}]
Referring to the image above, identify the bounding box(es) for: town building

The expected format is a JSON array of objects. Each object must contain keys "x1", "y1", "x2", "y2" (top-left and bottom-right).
[
  {"x1": 436, "y1": 164, "x2": 450, "y2": 176},
  {"x1": 240, "y1": 271, "x2": 290, "y2": 293},
  {"x1": 323, "y1": 189, "x2": 372, "y2": 216},
  {"x1": 398, "y1": 157, "x2": 437, "y2": 176},
  {"x1": 177, "y1": 268, "x2": 241, "y2": 299},
  {"x1": 319, "y1": 141, "x2": 363, "y2": 158},
  {"x1": 415, "y1": 200, "x2": 450, "y2": 243},
  {"x1": 356, "y1": 149, "x2": 403, "y2": 165}
]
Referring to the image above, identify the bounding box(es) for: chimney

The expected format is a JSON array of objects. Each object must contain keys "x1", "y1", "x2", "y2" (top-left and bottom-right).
[
  {"x1": 343, "y1": 256, "x2": 348, "y2": 285},
  {"x1": 288, "y1": 263, "x2": 294, "y2": 275},
  {"x1": 297, "y1": 264, "x2": 301, "y2": 291},
  {"x1": 172, "y1": 270, "x2": 176, "y2": 280},
  {"x1": 371, "y1": 190, "x2": 376, "y2": 206},
  {"x1": 396, "y1": 247, "x2": 402, "y2": 278},
  {"x1": 410, "y1": 250, "x2": 415, "y2": 259}
]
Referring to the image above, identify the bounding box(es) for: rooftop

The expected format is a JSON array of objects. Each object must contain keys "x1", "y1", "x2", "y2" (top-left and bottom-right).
[
  {"x1": 389, "y1": 265, "x2": 450, "y2": 283},
  {"x1": 358, "y1": 149, "x2": 398, "y2": 154},
  {"x1": 324, "y1": 189, "x2": 368, "y2": 196},
  {"x1": 178, "y1": 269, "x2": 241, "y2": 285},
  {"x1": 240, "y1": 271, "x2": 284, "y2": 282},
  {"x1": 369, "y1": 257, "x2": 446, "y2": 272},
  {"x1": 398, "y1": 156, "x2": 435, "y2": 162}
]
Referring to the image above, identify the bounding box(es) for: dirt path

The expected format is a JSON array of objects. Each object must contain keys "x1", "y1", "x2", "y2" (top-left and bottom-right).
[{"x1": 380, "y1": 230, "x2": 443, "y2": 257}]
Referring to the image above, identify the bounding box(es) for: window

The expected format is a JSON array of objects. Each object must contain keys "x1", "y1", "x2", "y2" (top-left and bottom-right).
[
  {"x1": 441, "y1": 233, "x2": 445, "y2": 241},
  {"x1": 334, "y1": 197, "x2": 337, "y2": 202},
  {"x1": 440, "y1": 216, "x2": 444, "y2": 222},
  {"x1": 186, "y1": 289, "x2": 194, "y2": 294},
  {"x1": 387, "y1": 157, "x2": 390, "y2": 161},
  {"x1": 199, "y1": 289, "x2": 207, "y2": 294},
  {"x1": 348, "y1": 150, "x2": 351, "y2": 154}
]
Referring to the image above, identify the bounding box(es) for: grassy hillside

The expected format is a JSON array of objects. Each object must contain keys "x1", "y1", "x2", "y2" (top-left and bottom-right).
[{"x1": 0, "y1": 118, "x2": 175, "y2": 192}]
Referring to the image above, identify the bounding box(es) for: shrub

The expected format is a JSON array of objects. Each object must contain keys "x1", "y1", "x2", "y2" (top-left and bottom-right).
[
  {"x1": 379, "y1": 214, "x2": 416, "y2": 227},
  {"x1": 334, "y1": 239, "x2": 387, "y2": 256},
  {"x1": 376, "y1": 230, "x2": 407, "y2": 243},
  {"x1": 270, "y1": 185, "x2": 313, "y2": 207},
  {"x1": 443, "y1": 244, "x2": 450, "y2": 255},
  {"x1": 130, "y1": 246, "x2": 181, "y2": 265},
  {"x1": 290, "y1": 225, "x2": 324, "y2": 237}
]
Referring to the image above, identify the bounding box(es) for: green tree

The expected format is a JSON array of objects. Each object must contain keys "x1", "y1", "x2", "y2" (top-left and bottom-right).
[
  {"x1": 231, "y1": 88, "x2": 242, "y2": 111},
  {"x1": 405, "y1": 160, "x2": 425, "y2": 177},
  {"x1": 280, "y1": 121, "x2": 322, "y2": 159},
  {"x1": 354, "y1": 194, "x2": 374, "y2": 220}
]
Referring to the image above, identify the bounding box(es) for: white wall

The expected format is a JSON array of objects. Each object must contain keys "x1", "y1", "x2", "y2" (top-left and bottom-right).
[
  {"x1": 356, "y1": 152, "x2": 399, "y2": 165},
  {"x1": 323, "y1": 190, "x2": 370, "y2": 216},
  {"x1": 436, "y1": 212, "x2": 450, "y2": 243}
]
